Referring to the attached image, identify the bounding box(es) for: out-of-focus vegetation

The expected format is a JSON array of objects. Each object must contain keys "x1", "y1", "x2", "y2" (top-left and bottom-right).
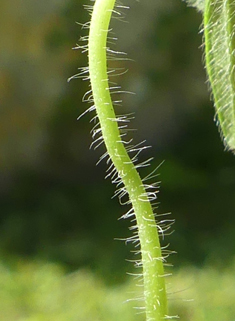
[
  {"x1": 1, "y1": 0, "x2": 235, "y2": 316},
  {"x1": 1, "y1": 259, "x2": 235, "y2": 320}
]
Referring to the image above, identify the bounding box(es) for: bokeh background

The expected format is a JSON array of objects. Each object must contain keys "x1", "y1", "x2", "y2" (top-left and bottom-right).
[{"x1": 1, "y1": 0, "x2": 235, "y2": 320}]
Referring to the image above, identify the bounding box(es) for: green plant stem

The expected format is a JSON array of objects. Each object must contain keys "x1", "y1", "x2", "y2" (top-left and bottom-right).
[
  {"x1": 204, "y1": 0, "x2": 235, "y2": 151},
  {"x1": 88, "y1": 0, "x2": 168, "y2": 319}
]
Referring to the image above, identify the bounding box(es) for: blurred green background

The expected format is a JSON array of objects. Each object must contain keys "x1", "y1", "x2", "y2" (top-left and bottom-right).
[{"x1": 1, "y1": 0, "x2": 235, "y2": 319}]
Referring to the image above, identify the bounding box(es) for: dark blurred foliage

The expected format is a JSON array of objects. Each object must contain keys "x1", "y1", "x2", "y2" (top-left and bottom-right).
[{"x1": 0, "y1": 0, "x2": 235, "y2": 282}]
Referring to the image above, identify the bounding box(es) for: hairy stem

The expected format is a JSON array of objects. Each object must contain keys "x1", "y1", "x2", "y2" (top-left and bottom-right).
[
  {"x1": 204, "y1": 0, "x2": 235, "y2": 151},
  {"x1": 88, "y1": 0, "x2": 168, "y2": 320}
]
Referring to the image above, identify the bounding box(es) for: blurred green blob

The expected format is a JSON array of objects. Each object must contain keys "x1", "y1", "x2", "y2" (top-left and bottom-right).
[
  {"x1": 1, "y1": 259, "x2": 235, "y2": 320},
  {"x1": 184, "y1": 0, "x2": 205, "y2": 12}
]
